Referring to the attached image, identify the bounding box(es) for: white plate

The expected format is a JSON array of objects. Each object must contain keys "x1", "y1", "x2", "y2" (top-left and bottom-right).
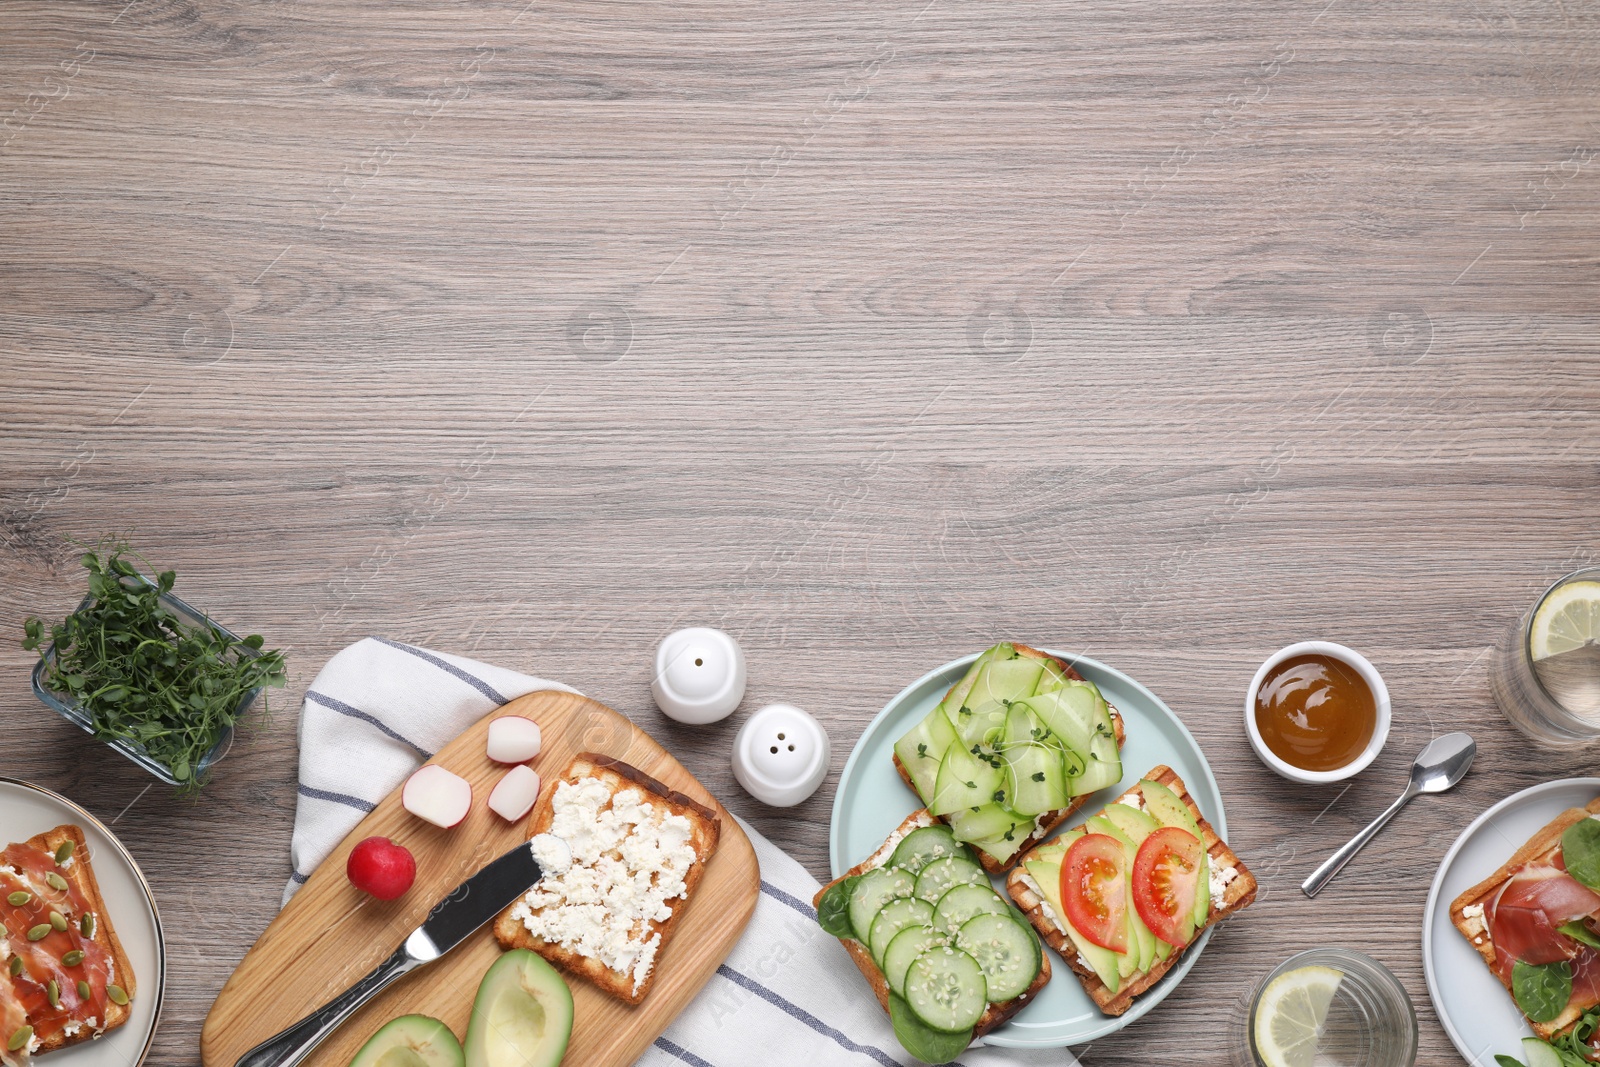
[
  {"x1": 0, "y1": 778, "x2": 166, "y2": 1066},
  {"x1": 829, "y1": 649, "x2": 1227, "y2": 1048},
  {"x1": 1423, "y1": 777, "x2": 1600, "y2": 1065}
]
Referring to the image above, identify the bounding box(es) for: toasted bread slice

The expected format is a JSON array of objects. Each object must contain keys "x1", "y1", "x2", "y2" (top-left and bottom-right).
[
  {"x1": 493, "y1": 754, "x2": 720, "y2": 1005},
  {"x1": 1449, "y1": 797, "x2": 1600, "y2": 1039},
  {"x1": 0, "y1": 824, "x2": 136, "y2": 1058},
  {"x1": 811, "y1": 809, "x2": 1052, "y2": 1039},
  {"x1": 1006, "y1": 766, "x2": 1256, "y2": 1016},
  {"x1": 894, "y1": 643, "x2": 1128, "y2": 874}
]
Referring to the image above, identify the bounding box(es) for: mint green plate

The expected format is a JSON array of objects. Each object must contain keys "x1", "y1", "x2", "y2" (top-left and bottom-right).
[{"x1": 828, "y1": 649, "x2": 1227, "y2": 1048}]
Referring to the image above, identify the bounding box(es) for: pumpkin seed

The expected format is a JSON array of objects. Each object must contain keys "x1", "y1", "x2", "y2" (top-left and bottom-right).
[
  {"x1": 54, "y1": 841, "x2": 74, "y2": 864},
  {"x1": 6, "y1": 892, "x2": 31, "y2": 906},
  {"x1": 49, "y1": 911, "x2": 67, "y2": 932},
  {"x1": 107, "y1": 984, "x2": 129, "y2": 1006},
  {"x1": 77, "y1": 980, "x2": 91, "y2": 1000},
  {"x1": 80, "y1": 913, "x2": 95, "y2": 937},
  {"x1": 26, "y1": 924, "x2": 50, "y2": 941},
  {"x1": 63, "y1": 950, "x2": 84, "y2": 966},
  {"x1": 7, "y1": 956, "x2": 20, "y2": 977},
  {"x1": 7, "y1": 1026, "x2": 32, "y2": 1052},
  {"x1": 45, "y1": 980, "x2": 58, "y2": 1007},
  {"x1": 46, "y1": 873, "x2": 69, "y2": 892}
]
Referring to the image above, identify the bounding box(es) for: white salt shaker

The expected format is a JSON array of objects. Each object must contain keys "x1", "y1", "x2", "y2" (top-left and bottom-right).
[
  {"x1": 733, "y1": 703, "x2": 830, "y2": 807},
  {"x1": 652, "y1": 627, "x2": 747, "y2": 724}
]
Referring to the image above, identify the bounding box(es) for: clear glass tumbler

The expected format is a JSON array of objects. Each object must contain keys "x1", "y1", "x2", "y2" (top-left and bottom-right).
[
  {"x1": 1491, "y1": 566, "x2": 1600, "y2": 745},
  {"x1": 1234, "y1": 948, "x2": 1418, "y2": 1067}
]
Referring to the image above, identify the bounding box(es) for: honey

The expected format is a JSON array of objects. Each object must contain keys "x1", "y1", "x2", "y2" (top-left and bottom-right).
[{"x1": 1254, "y1": 653, "x2": 1377, "y2": 772}]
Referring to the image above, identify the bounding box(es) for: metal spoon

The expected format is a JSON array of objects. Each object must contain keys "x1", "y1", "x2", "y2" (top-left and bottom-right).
[{"x1": 1301, "y1": 731, "x2": 1477, "y2": 897}]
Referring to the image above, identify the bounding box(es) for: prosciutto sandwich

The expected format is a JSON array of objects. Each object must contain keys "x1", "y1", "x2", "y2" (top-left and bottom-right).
[
  {"x1": 1452, "y1": 799, "x2": 1600, "y2": 1045},
  {"x1": 1, "y1": 825, "x2": 135, "y2": 1065}
]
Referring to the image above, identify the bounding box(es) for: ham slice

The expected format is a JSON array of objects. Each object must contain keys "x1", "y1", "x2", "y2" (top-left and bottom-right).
[{"x1": 1486, "y1": 866, "x2": 1600, "y2": 979}]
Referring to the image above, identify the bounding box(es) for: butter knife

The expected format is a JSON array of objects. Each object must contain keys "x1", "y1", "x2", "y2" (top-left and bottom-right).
[{"x1": 235, "y1": 841, "x2": 542, "y2": 1067}]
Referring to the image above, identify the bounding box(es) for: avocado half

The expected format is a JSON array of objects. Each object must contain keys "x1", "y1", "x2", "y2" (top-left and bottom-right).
[
  {"x1": 349, "y1": 1015, "x2": 464, "y2": 1067},
  {"x1": 464, "y1": 950, "x2": 574, "y2": 1067}
]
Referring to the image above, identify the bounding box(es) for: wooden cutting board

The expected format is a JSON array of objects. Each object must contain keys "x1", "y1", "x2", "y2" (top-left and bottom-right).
[{"x1": 200, "y1": 690, "x2": 760, "y2": 1067}]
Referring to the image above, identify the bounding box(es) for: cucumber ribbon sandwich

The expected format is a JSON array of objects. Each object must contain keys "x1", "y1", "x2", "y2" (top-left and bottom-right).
[{"x1": 892, "y1": 643, "x2": 1125, "y2": 871}]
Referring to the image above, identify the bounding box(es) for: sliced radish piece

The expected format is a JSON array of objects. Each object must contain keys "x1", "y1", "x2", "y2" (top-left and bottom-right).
[
  {"x1": 402, "y1": 765, "x2": 473, "y2": 828},
  {"x1": 488, "y1": 765, "x2": 541, "y2": 823},
  {"x1": 486, "y1": 716, "x2": 542, "y2": 763}
]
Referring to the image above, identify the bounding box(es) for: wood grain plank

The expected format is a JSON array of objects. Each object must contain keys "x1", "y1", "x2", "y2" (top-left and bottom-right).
[{"x1": 1, "y1": 0, "x2": 1597, "y2": 1061}]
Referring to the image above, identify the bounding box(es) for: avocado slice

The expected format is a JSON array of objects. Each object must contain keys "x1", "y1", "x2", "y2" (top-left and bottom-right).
[
  {"x1": 1138, "y1": 780, "x2": 1211, "y2": 941},
  {"x1": 1085, "y1": 816, "x2": 1154, "y2": 976},
  {"x1": 1139, "y1": 779, "x2": 1201, "y2": 839},
  {"x1": 349, "y1": 1016, "x2": 463, "y2": 1067},
  {"x1": 464, "y1": 950, "x2": 574, "y2": 1067},
  {"x1": 1022, "y1": 832, "x2": 1121, "y2": 994},
  {"x1": 1101, "y1": 802, "x2": 1159, "y2": 845}
]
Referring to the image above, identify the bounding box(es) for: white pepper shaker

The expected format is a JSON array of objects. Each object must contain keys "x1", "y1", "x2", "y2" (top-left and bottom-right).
[
  {"x1": 651, "y1": 626, "x2": 747, "y2": 724},
  {"x1": 732, "y1": 703, "x2": 830, "y2": 807}
]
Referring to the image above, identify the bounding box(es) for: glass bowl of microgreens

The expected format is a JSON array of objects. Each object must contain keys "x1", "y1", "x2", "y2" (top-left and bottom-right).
[{"x1": 23, "y1": 545, "x2": 286, "y2": 791}]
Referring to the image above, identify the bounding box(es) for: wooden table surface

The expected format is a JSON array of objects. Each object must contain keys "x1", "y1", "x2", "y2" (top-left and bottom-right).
[{"x1": 2, "y1": 0, "x2": 1597, "y2": 1062}]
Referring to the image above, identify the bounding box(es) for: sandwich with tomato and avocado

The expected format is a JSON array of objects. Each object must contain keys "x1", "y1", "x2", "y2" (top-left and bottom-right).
[
  {"x1": 892, "y1": 643, "x2": 1126, "y2": 874},
  {"x1": 813, "y1": 811, "x2": 1051, "y2": 1063},
  {"x1": 1452, "y1": 798, "x2": 1600, "y2": 1063},
  {"x1": 1005, "y1": 766, "x2": 1256, "y2": 1016}
]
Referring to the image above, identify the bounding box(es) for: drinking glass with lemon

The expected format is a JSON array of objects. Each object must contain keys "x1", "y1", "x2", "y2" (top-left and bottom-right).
[
  {"x1": 1492, "y1": 568, "x2": 1600, "y2": 745},
  {"x1": 1245, "y1": 949, "x2": 1416, "y2": 1067}
]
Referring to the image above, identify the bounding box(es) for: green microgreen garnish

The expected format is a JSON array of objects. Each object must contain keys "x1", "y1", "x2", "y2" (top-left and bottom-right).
[{"x1": 22, "y1": 543, "x2": 285, "y2": 791}]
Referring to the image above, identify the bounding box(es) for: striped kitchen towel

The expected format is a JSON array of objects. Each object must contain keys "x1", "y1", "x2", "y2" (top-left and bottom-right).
[{"x1": 285, "y1": 638, "x2": 1077, "y2": 1066}]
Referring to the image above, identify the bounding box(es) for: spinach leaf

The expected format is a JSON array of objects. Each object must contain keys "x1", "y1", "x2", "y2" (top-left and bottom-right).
[
  {"x1": 1494, "y1": 1056, "x2": 1526, "y2": 1067},
  {"x1": 1564, "y1": 819, "x2": 1600, "y2": 891},
  {"x1": 888, "y1": 991, "x2": 971, "y2": 1064},
  {"x1": 1558, "y1": 921, "x2": 1600, "y2": 949},
  {"x1": 1513, "y1": 959, "x2": 1573, "y2": 1023},
  {"x1": 817, "y1": 875, "x2": 860, "y2": 939}
]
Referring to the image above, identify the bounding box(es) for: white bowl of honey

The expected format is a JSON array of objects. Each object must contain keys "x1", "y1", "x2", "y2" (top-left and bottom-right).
[{"x1": 1245, "y1": 641, "x2": 1391, "y2": 784}]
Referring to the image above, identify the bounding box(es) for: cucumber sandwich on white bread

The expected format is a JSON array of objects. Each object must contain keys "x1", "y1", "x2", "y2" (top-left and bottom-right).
[
  {"x1": 1007, "y1": 766, "x2": 1256, "y2": 1016},
  {"x1": 814, "y1": 811, "x2": 1050, "y2": 1064},
  {"x1": 892, "y1": 642, "x2": 1127, "y2": 873}
]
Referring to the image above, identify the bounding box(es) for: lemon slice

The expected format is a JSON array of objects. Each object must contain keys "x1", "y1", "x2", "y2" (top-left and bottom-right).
[
  {"x1": 1532, "y1": 580, "x2": 1600, "y2": 660},
  {"x1": 1253, "y1": 965, "x2": 1345, "y2": 1067}
]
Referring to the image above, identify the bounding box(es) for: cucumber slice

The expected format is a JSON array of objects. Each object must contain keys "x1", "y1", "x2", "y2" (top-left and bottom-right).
[
  {"x1": 1034, "y1": 656, "x2": 1072, "y2": 694},
  {"x1": 945, "y1": 802, "x2": 1027, "y2": 843},
  {"x1": 904, "y1": 947, "x2": 987, "y2": 1033},
  {"x1": 1006, "y1": 741, "x2": 1067, "y2": 817},
  {"x1": 914, "y1": 856, "x2": 987, "y2": 903},
  {"x1": 894, "y1": 711, "x2": 961, "y2": 800},
  {"x1": 930, "y1": 745, "x2": 1004, "y2": 816},
  {"x1": 848, "y1": 867, "x2": 915, "y2": 943},
  {"x1": 950, "y1": 656, "x2": 1041, "y2": 747},
  {"x1": 956, "y1": 913, "x2": 1040, "y2": 1002},
  {"x1": 883, "y1": 925, "x2": 948, "y2": 997},
  {"x1": 933, "y1": 882, "x2": 1010, "y2": 935},
  {"x1": 889, "y1": 826, "x2": 966, "y2": 875},
  {"x1": 935, "y1": 646, "x2": 1008, "y2": 722},
  {"x1": 870, "y1": 898, "x2": 936, "y2": 964},
  {"x1": 1522, "y1": 1037, "x2": 1566, "y2": 1067}
]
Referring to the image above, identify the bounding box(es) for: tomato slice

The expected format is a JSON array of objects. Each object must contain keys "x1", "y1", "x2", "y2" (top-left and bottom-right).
[
  {"x1": 1132, "y1": 826, "x2": 1204, "y2": 948},
  {"x1": 1061, "y1": 833, "x2": 1129, "y2": 952}
]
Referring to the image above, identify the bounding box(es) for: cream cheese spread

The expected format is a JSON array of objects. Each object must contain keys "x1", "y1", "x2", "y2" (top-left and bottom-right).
[{"x1": 510, "y1": 778, "x2": 699, "y2": 995}]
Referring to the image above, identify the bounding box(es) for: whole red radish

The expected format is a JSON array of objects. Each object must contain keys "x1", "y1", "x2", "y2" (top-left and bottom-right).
[{"x1": 347, "y1": 836, "x2": 416, "y2": 900}]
